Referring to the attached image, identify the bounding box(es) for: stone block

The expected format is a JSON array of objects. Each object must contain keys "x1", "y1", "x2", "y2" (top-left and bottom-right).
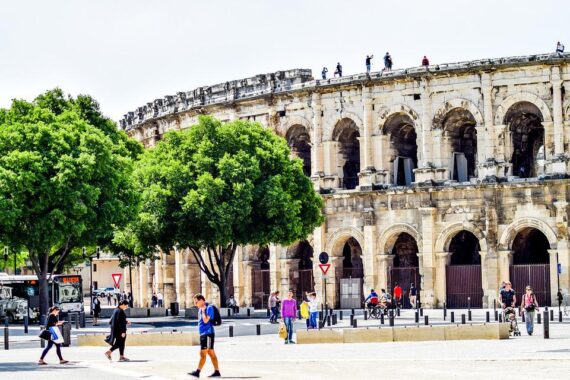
[
  {"x1": 392, "y1": 325, "x2": 446, "y2": 342},
  {"x1": 77, "y1": 331, "x2": 199, "y2": 347},
  {"x1": 444, "y1": 323, "x2": 509, "y2": 340},
  {"x1": 343, "y1": 327, "x2": 393, "y2": 343},
  {"x1": 296, "y1": 328, "x2": 344, "y2": 344}
]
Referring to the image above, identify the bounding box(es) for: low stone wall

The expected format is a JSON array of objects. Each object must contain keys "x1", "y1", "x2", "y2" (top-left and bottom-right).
[
  {"x1": 100, "y1": 308, "x2": 166, "y2": 319},
  {"x1": 297, "y1": 323, "x2": 510, "y2": 344},
  {"x1": 77, "y1": 331, "x2": 199, "y2": 347}
]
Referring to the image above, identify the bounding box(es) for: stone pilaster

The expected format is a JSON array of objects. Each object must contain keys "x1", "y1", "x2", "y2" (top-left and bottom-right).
[
  {"x1": 548, "y1": 249, "x2": 560, "y2": 306},
  {"x1": 242, "y1": 260, "x2": 254, "y2": 307},
  {"x1": 377, "y1": 254, "x2": 394, "y2": 292},
  {"x1": 480, "y1": 250, "x2": 499, "y2": 308},
  {"x1": 362, "y1": 224, "x2": 377, "y2": 294},
  {"x1": 358, "y1": 87, "x2": 375, "y2": 189},
  {"x1": 554, "y1": 201, "x2": 570, "y2": 299},
  {"x1": 311, "y1": 93, "x2": 325, "y2": 188},
  {"x1": 434, "y1": 252, "x2": 450, "y2": 307},
  {"x1": 497, "y1": 250, "x2": 513, "y2": 285},
  {"x1": 269, "y1": 244, "x2": 281, "y2": 295},
  {"x1": 419, "y1": 207, "x2": 436, "y2": 307},
  {"x1": 138, "y1": 261, "x2": 148, "y2": 308}
]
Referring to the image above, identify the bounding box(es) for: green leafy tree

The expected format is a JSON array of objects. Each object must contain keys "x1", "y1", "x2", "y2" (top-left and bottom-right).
[
  {"x1": 135, "y1": 116, "x2": 324, "y2": 306},
  {"x1": 0, "y1": 93, "x2": 140, "y2": 318}
]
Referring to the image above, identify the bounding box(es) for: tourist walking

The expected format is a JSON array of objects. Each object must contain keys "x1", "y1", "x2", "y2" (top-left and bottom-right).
[
  {"x1": 557, "y1": 289, "x2": 564, "y2": 310},
  {"x1": 383, "y1": 52, "x2": 393, "y2": 71},
  {"x1": 281, "y1": 289, "x2": 297, "y2": 344},
  {"x1": 268, "y1": 291, "x2": 278, "y2": 323},
  {"x1": 556, "y1": 41, "x2": 565, "y2": 56},
  {"x1": 307, "y1": 292, "x2": 318, "y2": 329},
  {"x1": 92, "y1": 296, "x2": 101, "y2": 326},
  {"x1": 157, "y1": 291, "x2": 164, "y2": 308},
  {"x1": 151, "y1": 292, "x2": 158, "y2": 308},
  {"x1": 334, "y1": 62, "x2": 342, "y2": 77},
  {"x1": 520, "y1": 285, "x2": 539, "y2": 335},
  {"x1": 393, "y1": 282, "x2": 403, "y2": 309},
  {"x1": 107, "y1": 293, "x2": 112, "y2": 306},
  {"x1": 422, "y1": 55, "x2": 430, "y2": 67},
  {"x1": 321, "y1": 67, "x2": 328, "y2": 79},
  {"x1": 188, "y1": 294, "x2": 221, "y2": 378},
  {"x1": 105, "y1": 300, "x2": 131, "y2": 362},
  {"x1": 38, "y1": 306, "x2": 68, "y2": 365},
  {"x1": 365, "y1": 54, "x2": 374, "y2": 74},
  {"x1": 409, "y1": 282, "x2": 417, "y2": 309}
]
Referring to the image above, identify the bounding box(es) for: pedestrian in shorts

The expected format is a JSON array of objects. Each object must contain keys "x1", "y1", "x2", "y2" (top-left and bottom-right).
[{"x1": 189, "y1": 294, "x2": 221, "y2": 378}]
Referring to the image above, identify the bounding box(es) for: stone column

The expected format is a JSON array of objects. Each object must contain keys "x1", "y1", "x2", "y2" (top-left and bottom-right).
[
  {"x1": 233, "y1": 247, "x2": 243, "y2": 306},
  {"x1": 548, "y1": 249, "x2": 560, "y2": 306},
  {"x1": 362, "y1": 224, "x2": 377, "y2": 294},
  {"x1": 497, "y1": 250, "x2": 513, "y2": 284},
  {"x1": 359, "y1": 88, "x2": 375, "y2": 188},
  {"x1": 377, "y1": 254, "x2": 394, "y2": 292},
  {"x1": 420, "y1": 78, "x2": 433, "y2": 167},
  {"x1": 554, "y1": 201, "x2": 570, "y2": 298},
  {"x1": 174, "y1": 247, "x2": 182, "y2": 304},
  {"x1": 242, "y1": 260, "x2": 254, "y2": 307},
  {"x1": 419, "y1": 207, "x2": 436, "y2": 308},
  {"x1": 154, "y1": 256, "x2": 163, "y2": 297},
  {"x1": 311, "y1": 93, "x2": 324, "y2": 187},
  {"x1": 480, "y1": 250, "x2": 499, "y2": 308},
  {"x1": 434, "y1": 252, "x2": 451, "y2": 307},
  {"x1": 280, "y1": 258, "x2": 294, "y2": 297},
  {"x1": 147, "y1": 260, "x2": 154, "y2": 307},
  {"x1": 162, "y1": 251, "x2": 177, "y2": 307},
  {"x1": 138, "y1": 262, "x2": 148, "y2": 308},
  {"x1": 269, "y1": 245, "x2": 281, "y2": 295}
]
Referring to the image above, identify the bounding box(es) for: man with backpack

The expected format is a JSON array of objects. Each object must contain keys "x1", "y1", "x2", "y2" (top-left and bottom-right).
[{"x1": 188, "y1": 294, "x2": 221, "y2": 378}]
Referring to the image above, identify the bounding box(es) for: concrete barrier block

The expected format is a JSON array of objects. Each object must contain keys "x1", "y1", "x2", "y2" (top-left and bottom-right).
[
  {"x1": 296, "y1": 329, "x2": 343, "y2": 344},
  {"x1": 343, "y1": 328, "x2": 393, "y2": 344},
  {"x1": 185, "y1": 307, "x2": 199, "y2": 319},
  {"x1": 77, "y1": 332, "x2": 199, "y2": 346},
  {"x1": 393, "y1": 326, "x2": 446, "y2": 342},
  {"x1": 148, "y1": 307, "x2": 166, "y2": 317}
]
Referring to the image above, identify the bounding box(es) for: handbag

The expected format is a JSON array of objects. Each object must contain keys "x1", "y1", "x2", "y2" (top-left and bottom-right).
[
  {"x1": 278, "y1": 323, "x2": 287, "y2": 339},
  {"x1": 38, "y1": 329, "x2": 52, "y2": 341},
  {"x1": 104, "y1": 335, "x2": 113, "y2": 345}
]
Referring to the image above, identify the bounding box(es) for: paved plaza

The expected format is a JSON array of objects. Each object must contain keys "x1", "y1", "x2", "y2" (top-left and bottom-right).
[{"x1": 2, "y1": 309, "x2": 570, "y2": 379}]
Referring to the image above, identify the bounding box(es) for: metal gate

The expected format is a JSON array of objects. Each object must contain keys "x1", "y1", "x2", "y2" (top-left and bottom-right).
[
  {"x1": 510, "y1": 264, "x2": 551, "y2": 306},
  {"x1": 289, "y1": 269, "x2": 314, "y2": 301},
  {"x1": 340, "y1": 278, "x2": 363, "y2": 309},
  {"x1": 252, "y1": 269, "x2": 271, "y2": 309},
  {"x1": 446, "y1": 265, "x2": 483, "y2": 308},
  {"x1": 389, "y1": 267, "x2": 420, "y2": 308}
]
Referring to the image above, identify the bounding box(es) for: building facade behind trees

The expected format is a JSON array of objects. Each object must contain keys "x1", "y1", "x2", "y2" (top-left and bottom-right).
[{"x1": 119, "y1": 53, "x2": 570, "y2": 309}]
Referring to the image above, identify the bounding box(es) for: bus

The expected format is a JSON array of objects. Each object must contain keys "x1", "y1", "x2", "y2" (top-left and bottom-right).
[{"x1": 0, "y1": 273, "x2": 84, "y2": 322}]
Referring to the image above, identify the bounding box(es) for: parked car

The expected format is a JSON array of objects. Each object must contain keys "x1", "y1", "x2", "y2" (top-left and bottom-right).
[{"x1": 93, "y1": 287, "x2": 120, "y2": 297}]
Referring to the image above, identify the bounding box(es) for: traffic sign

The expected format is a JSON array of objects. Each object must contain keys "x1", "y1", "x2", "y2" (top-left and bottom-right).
[
  {"x1": 319, "y1": 263, "x2": 331, "y2": 276},
  {"x1": 319, "y1": 252, "x2": 329, "y2": 264},
  {"x1": 112, "y1": 273, "x2": 122, "y2": 288}
]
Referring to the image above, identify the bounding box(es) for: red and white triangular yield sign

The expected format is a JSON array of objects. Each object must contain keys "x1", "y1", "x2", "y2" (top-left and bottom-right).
[
  {"x1": 319, "y1": 263, "x2": 331, "y2": 275},
  {"x1": 112, "y1": 273, "x2": 122, "y2": 288}
]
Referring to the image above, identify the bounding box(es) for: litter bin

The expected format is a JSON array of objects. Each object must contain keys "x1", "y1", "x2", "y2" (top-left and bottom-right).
[
  {"x1": 61, "y1": 323, "x2": 72, "y2": 347},
  {"x1": 170, "y1": 302, "x2": 179, "y2": 316}
]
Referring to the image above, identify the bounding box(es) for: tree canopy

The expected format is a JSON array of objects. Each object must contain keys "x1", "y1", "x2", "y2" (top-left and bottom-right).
[
  {"x1": 0, "y1": 89, "x2": 141, "y2": 317},
  {"x1": 135, "y1": 116, "x2": 324, "y2": 305}
]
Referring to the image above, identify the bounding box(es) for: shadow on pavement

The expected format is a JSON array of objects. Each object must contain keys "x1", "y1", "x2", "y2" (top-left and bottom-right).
[
  {"x1": 0, "y1": 362, "x2": 88, "y2": 372},
  {"x1": 537, "y1": 348, "x2": 570, "y2": 353}
]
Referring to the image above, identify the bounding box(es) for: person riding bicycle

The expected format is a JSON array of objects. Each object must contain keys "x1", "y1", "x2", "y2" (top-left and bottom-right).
[
  {"x1": 379, "y1": 289, "x2": 392, "y2": 310},
  {"x1": 364, "y1": 289, "x2": 379, "y2": 307}
]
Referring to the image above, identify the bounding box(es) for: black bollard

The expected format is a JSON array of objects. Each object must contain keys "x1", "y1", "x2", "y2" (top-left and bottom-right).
[
  {"x1": 380, "y1": 312, "x2": 385, "y2": 325},
  {"x1": 450, "y1": 311, "x2": 455, "y2": 323},
  {"x1": 227, "y1": 309, "x2": 231, "y2": 318},
  {"x1": 494, "y1": 310, "x2": 498, "y2": 321},
  {"x1": 486, "y1": 311, "x2": 490, "y2": 323},
  {"x1": 332, "y1": 314, "x2": 337, "y2": 325},
  {"x1": 256, "y1": 324, "x2": 261, "y2": 335},
  {"x1": 443, "y1": 302, "x2": 447, "y2": 320},
  {"x1": 389, "y1": 310, "x2": 394, "y2": 327},
  {"x1": 80, "y1": 312, "x2": 86, "y2": 328},
  {"x1": 550, "y1": 310, "x2": 554, "y2": 321},
  {"x1": 420, "y1": 308, "x2": 424, "y2": 317},
  {"x1": 415, "y1": 311, "x2": 419, "y2": 323},
  {"x1": 350, "y1": 314, "x2": 354, "y2": 326},
  {"x1": 493, "y1": 299, "x2": 497, "y2": 311},
  {"x1": 339, "y1": 310, "x2": 343, "y2": 320},
  {"x1": 319, "y1": 311, "x2": 323, "y2": 321},
  {"x1": 67, "y1": 313, "x2": 72, "y2": 329},
  {"x1": 559, "y1": 311, "x2": 563, "y2": 323},
  {"x1": 353, "y1": 319, "x2": 357, "y2": 328},
  {"x1": 24, "y1": 316, "x2": 29, "y2": 334},
  {"x1": 537, "y1": 313, "x2": 541, "y2": 324},
  {"x1": 75, "y1": 313, "x2": 80, "y2": 329},
  {"x1": 229, "y1": 325, "x2": 234, "y2": 337},
  {"x1": 327, "y1": 315, "x2": 331, "y2": 326},
  {"x1": 499, "y1": 314, "x2": 503, "y2": 323},
  {"x1": 364, "y1": 310, "x2": 368, "y2": 320},
  {"x1": 3, "y1": 324, "x2": 8, "y2": 350},
  {"x1": 461, "y1": 314, "x2": 466, "y2": 324},
  {"x1": 351, "y1": 308, "x2": 355, "y2": 316},
  {"x1": 424, "y1": 315, "x2": 429, "y2": 326},
  {"x1": 538, "y1": 310, "x2": 552, "y2": 339},
  {"x1": 468, "y1": 310, "x2": 472, "y2": 321},
  {"x1": 267, "y1": 309, "x2": 270, "y2": 318},
  {"x1": 396, "y1": 308, "x2": 400, "y2": 317},
  {"x1": 319, "y1": 320, "x2": 324, "y2": 329},
  {"x1": 247, "y1": 308, "x2": 251, "y2": 317}
]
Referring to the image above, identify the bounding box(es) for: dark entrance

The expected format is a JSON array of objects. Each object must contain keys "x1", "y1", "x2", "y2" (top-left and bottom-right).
[
  {"x1": 333, "y1": 119, "x2": 360, "y2": 190},
  {"x1": 252, "y1": 246, "x2": 271, "y2": 309},
  {"x1": 383, "y1": 113, "x2": 418, "y2": 186},
  {"x1": 389, "y1": 233, "x2": 420, "y2": 308},
  {"x1": 286, "y1": 125, "x2": 311, "y2": 177},
  {"x1": 336, "y1": 237, "x2": 364, "y2": 308},
  {"x1": 289, "y1": 240, "x2": 315, "y2": 301},
  {"x1": 509, "y1": 227, "x2": 551, "y2": 306},
  {"x1": 445, "y1": 231, "x2": 483, "y2": 308}
]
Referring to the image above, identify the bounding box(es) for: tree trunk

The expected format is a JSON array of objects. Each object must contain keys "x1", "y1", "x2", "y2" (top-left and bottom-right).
[{"x1": 37, "y1": 252, "x2": 50, "y2": 325}]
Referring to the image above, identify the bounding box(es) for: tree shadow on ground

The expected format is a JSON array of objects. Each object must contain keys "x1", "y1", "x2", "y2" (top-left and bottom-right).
[{"x1": 0, "y1": 362, "x2": 88, "y2": 372}]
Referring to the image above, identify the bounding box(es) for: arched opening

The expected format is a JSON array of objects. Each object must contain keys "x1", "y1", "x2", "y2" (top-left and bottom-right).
[
  {"x1": 333, "y1": 119, "x2": 360, "y2": 190},
  {"x1": 510, "y1": 227, "x2": 551, "y2": 305},
  {"x1": 288, "y1": 240, "x2": 314, "y2": 301},
  {"x1": 335, "y1": 237, "x2": 364, "y2": 308},
  {"x1": 251, "y1": 246, "x2": 271, "y2": 309},
  {"x1": 389, "y1": 233, "x2": 420, "y2": 308},
  {"x1": 445, "y1": 231, "x2": 483, "y2": 308},
  {"x1": 505, "y1": 102, "x2": 544, "y2": 178},
  {"x1": 384, "y1": 114, "x2": 418, "y2": 186},
  {"x1": 286, "y1": 125, "x2": 311, "y2": 177},
  {"x1": 442, "y1": 109, "x2": 478, "y2": 182}
]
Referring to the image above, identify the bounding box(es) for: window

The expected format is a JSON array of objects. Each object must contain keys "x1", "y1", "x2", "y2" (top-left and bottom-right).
[{"x1": 93, "y1": 264, "x2": 97, "y2": 272}]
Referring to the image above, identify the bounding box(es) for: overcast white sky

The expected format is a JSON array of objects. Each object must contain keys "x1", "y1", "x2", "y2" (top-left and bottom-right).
[{"x1": 0, "y1": 0, "x2": 567, "y2": 121}]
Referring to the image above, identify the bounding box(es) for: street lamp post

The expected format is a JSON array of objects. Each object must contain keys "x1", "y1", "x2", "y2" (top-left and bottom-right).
[{"x1": 82, "y1": 246, "x2": 100, "y2": 316}]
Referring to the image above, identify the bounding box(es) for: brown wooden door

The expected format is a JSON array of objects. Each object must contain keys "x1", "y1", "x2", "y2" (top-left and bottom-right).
[
  {"x1": 510, "y1": 264, "x2": 551, "y2": 306},
  {"x1": 289, "y1": 269, "x2": 314, "y2": 301},
  {"x1": 252, "y1": 269, "x2": 271, "y2": 309},
  {"x1": 446, "y1": 265, "x2": 483, "y2": 308},
  {"x1": 389, "y1": 267, "x2": 420, "y2": 308}
]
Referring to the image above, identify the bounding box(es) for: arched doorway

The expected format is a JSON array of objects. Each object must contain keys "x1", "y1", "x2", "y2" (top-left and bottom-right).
[
  {"x1": 286, "y1": 125, "x2": 311, "y2": 177},
  {"x1": 333, "y1": 119, "x2": 360, "y2": 190},
  {"x1": 442, "y1": 109, "x2": 478, "y2": 182},
  {"x1": 509, "y1": 228, "x2": 551, "y2": 305},
  {"x1": 383, "y1": 114, "x2": 418, "y2": 186},
  {"x1": 505, "y1": 102, "x2": 545, "y2": 178},
  {"x1": 251, "y1": 246, "x2": 271, "y2": 309},
  {"x1": 335, "y1": 237, "x2": 364, "y2": 308},
  {"x1": 445, "y1": 231, "x2": 483, "y2": 308},
  {"x1": 389, "y1": 233, "x2": 420, "y2": 308},
  {"x1": 288, "y1": 240, "x2": 314, "y2": 301}
]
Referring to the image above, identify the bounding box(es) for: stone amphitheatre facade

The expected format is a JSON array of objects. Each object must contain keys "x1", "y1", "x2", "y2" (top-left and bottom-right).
[{"x1": 119, "y1": 53, "x2": 570, "y2": 309}]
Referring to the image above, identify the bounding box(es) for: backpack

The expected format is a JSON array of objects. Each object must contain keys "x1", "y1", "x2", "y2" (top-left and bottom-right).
[
  {"x1": 300, "y1": 302, "x2": 310, "y2": 319},
  {"x1": 211, "y1": 305, "x2": 222, "y2": 326}
]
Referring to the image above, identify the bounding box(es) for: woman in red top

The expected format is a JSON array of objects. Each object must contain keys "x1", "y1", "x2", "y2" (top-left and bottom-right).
[{"x1": 520, "y1": 285, "x2": 539, "y2": 336}]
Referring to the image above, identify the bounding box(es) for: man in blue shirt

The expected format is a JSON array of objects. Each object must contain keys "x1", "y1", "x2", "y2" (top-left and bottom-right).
[
  {"x1": 188, "y1": 294, "x2": 220, "y2": 378},
  {"x1": 364, "y1": 289, "x2": 379, "y2": 306}
]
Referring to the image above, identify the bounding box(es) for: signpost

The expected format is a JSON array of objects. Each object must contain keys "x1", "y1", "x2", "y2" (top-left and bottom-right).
[
  {"x1": 112, "y1": 273, "x2": 122, "y2": 289},
  {"x1": 319, "y1": 252, "x2": 330, "y2": 312}
]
